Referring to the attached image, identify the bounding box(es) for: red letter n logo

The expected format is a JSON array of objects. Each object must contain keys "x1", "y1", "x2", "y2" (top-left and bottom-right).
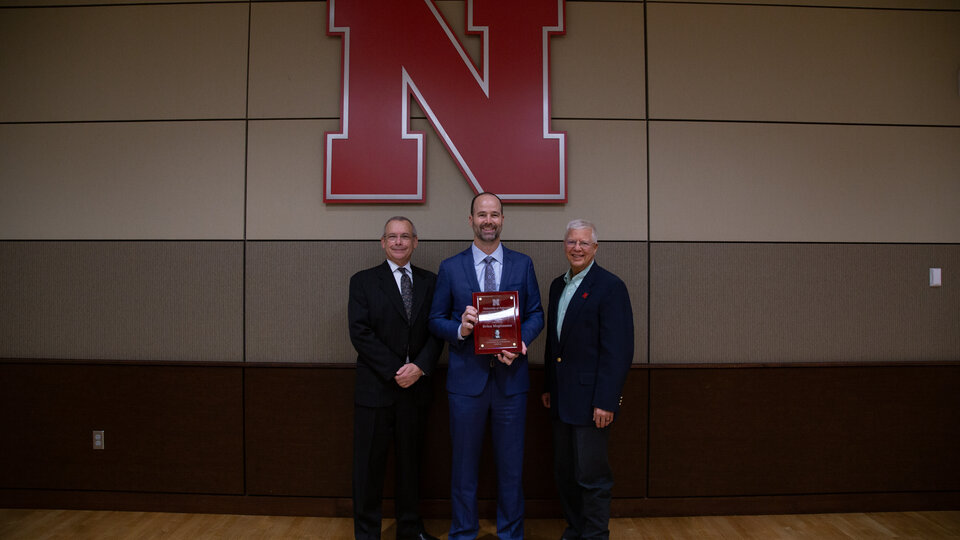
[{"x1": 325, "y1": 0, "x2": 566, "y2": 203}]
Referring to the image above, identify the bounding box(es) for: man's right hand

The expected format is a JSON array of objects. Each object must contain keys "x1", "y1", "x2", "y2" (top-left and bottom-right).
[
  {"x1": 541, "y1": 393, "x2": 551, "y2": 408},
  {"x1": 460, "y1": 305, "x2": 478, "y2": 337}
]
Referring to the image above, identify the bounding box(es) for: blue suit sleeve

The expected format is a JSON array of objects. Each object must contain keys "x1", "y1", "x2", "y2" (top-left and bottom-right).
[
  {"x1": 520, "y1": 257, "x2": 544, "y2": 346},
  {"x1": 429, "y1": 259, "x2": 466, "y2": 346}
]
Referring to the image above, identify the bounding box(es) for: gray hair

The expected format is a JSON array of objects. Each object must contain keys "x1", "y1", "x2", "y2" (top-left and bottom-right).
[
  {"x1": 565, "y1": 219, "x2": 598, "y2": 244},
  {"x1": 383, "y1": 216, "x2": 418, "y2": 237}
]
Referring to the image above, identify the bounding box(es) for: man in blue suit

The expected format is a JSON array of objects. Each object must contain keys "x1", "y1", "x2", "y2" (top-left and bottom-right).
[
  {"x1": 429, "y1": 192, "x2": 544, "y2": 540},
  {"x1": 541, "y1": 219, "x2": 634, "y2": 540}
]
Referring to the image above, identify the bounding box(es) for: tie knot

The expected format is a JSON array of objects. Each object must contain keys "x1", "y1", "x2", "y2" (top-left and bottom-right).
[
  {"x1": 483, "y1": 256, "x2": 495, "y2": 265},
  {"x1": 398, "y1": 267, "x2": 408, "y2": 276}
]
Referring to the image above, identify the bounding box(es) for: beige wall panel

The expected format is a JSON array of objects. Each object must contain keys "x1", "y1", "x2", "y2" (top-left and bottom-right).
[
  {"x1": 551, "y1": 119, "x2": 647, "y2": 241},
  {"x1": 0, "y1": 242, "x2": 243, "y2": 362},
  {"x1": 6, "y1": 0, "x2": 235, "y2": 5},
  {"x1": 650, "y1": 243, "x2": 960, "y2": 364},
  {"x1": 521, "y1": 240, "x2": 649, "y2": 365},
  {"x1": 649, "y1": 122, "x2": 960, "y2": 242},
  {"x1": 551, "y1": 2, "x2": 646, "y2": 119},
  {"x1": 678, "y1": 0, "x2": 959, "y2": 8},
  {"x1": 0, "y1": 4, "x2": 248, "y2": 122},
  {"x1": 248, "y1": 2, "x2": 341, "y2": 119},
  {"x1": 433, "y1": 1, "x2": 647, "y2": 120},
  {"x1": 647, "y1": 4, "x2": 960, "y2": 125},
  {"x1": 246, "y1": 1, "x2": 637, "y2": 120},
  {"x1": 0, "y1": 122, "x2": 246, "y2": 240},
  {"x1": 246, "y1": 241, "x2": 456, "y2": 364},
  {"x1": 246, "y1": 119, "x2": 647, "y2": 240},
  {"x1": 245, "y1": 240, "x2": 351, "y2": 364},
  {"x1": 246, "y1": 1, "x2": 503, "y2": 120},
  {"x1": 246, "y1": 240, "x2": 647, "y2": 364}
]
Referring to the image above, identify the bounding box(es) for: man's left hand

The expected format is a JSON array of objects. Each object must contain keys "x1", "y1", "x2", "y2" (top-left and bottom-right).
[
  {"x1": 496, "y1": 341, "x2": 527, "y2": 366},
  {"x1": 593, "y1": 407, "x2": 614, "y2": 429},
  {"x1": 395, "y1": 363, "x2": 424, "y2": 388}
]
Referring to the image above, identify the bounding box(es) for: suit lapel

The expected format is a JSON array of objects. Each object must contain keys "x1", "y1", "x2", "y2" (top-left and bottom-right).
[
  {"x1": 377, "y1": 262, "x2": 408, "y2": 321},
  {"x1": 460, "y1": 244, "x2": 512, "y2": 293},
  {"x1": 499, "y1": 247, "x2": 515, "y2": 292},
  {"x1": 549, "y1": 278, "x2": 563, "y2": 350},
  {"x1": 410, "y1": 266, "x2": 430, "y2": 322},
  {"x1": 459, "y1": 248, "x2": 481, "y2": 292}
]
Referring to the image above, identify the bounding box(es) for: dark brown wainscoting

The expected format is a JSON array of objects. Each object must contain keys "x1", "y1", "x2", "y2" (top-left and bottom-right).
[
  {"x1": 243, "y1": 366, "x2": 648, "y2": 502},
  {"x1": 1, "y1": 361, "x2": 957, "y2": 517},
  {"x1": 0, "y1": 362, "x2": 244, "y2": 494},
  {"x1": 648, "y1": 364, "x2": 960, "y2": 498}
]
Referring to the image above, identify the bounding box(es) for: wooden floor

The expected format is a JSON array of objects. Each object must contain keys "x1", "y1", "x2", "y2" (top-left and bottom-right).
[{"x1": 1, "y1": 510, "x2": 959, "y2": 539}]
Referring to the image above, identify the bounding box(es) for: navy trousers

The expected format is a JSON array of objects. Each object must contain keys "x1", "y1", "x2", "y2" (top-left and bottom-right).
[{"x1": 448, "y1": 376, "x2": 527, "y2": 540}]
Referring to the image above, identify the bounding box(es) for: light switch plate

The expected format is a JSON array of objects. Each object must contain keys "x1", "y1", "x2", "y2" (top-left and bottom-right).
[
  {"x1": 930, "y1": 268, "x2": 942, "y2": 287},
  {"x1": 92, "y1": 430, "x2": 104, "y2": 450}
]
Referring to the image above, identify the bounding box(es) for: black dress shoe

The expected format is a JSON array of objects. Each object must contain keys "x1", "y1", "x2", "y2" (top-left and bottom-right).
[{"x1": 398, "y1": 532, "x2": 439, "y2": 540}]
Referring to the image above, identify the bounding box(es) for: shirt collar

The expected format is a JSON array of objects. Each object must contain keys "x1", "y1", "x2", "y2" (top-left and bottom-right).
[
  {"x1": 386, "y1": 260, "x2": 412, "y2": 274},
  {"x1": 472, "y1": 243, "x2": 504, "y2": 265},
  {"x1": 563, "y1": 260, "x2": 595, "y2": 285}
]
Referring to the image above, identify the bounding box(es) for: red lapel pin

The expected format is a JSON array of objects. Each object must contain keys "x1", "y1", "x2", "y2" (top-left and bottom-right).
[{"x1": 582, "y1": 292, "x2": 589, "y2": 299}]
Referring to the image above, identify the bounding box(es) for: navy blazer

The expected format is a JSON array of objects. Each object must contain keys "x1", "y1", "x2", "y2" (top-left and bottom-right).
[
  {"x1": 349, "y1": 261, "x2": 443, "y2": 407},
  {"x1": 429, "y1": 245, "x2": 544, "y2": 397},
  {"x1": 543, "y1": 263, "x2": 634, "y2": 426}
]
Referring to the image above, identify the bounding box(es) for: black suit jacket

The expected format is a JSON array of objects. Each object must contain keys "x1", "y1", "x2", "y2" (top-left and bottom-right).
[
  {"x1": 348, "y1": 261, "x2": 443, "y2": 408},
  {"x1": 544, "y1": 263, "x2": 634, "y2": 425}
]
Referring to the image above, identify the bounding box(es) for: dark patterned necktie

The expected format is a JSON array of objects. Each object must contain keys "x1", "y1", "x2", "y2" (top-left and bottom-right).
[
  {"x1": 483, "y1": 256, "x2": 496, "y2": 292},
  {"x1": 399, "y1": 267, "x2": 413, "y2": 320}
]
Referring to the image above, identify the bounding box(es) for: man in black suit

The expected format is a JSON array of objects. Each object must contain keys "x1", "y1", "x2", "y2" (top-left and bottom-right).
[
  {"x1": 541, "y1": 219, "x2": 634, "y2": 540},
  {"x1": 349, "y1": 216, "x2": 443, "y2": 540}
]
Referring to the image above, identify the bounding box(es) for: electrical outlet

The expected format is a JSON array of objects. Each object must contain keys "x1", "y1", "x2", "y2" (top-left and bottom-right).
[{"x1": 92, "y1": 430, "x2": 104, "y2": 450}]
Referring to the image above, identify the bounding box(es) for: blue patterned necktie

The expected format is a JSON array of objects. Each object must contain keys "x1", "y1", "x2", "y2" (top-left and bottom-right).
[
  {"x1": 399, "y1": 267, "x2": 413, "y2": 320},
  {"x1": 482, "y1": 256, "x2": 496, "y2": 292}
]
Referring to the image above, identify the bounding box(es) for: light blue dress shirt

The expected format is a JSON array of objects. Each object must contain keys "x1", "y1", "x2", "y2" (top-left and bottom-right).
[
  {"x1": 471, "y1": 243, "x2": 504, "y2": 291},
  {"x1": 556, "y1": 260, "x2": 595, "y2": 338}
]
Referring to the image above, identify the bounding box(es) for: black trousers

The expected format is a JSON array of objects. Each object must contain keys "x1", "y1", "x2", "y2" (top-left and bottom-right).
[
  {"x1": 551, "y1": 418, "x2": 613, "y2": 540},
  {"x1": 353, "y1": 393, "x2": 428, "y2": 540}
]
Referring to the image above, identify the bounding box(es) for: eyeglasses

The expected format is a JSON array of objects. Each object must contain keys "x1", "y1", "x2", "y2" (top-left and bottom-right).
[
  {"x1": 383, "y1": 234, "x2": 415, "y2": 242},
  {"x1": 564, "y1": 240, "x2": 596, "y2": 249}
]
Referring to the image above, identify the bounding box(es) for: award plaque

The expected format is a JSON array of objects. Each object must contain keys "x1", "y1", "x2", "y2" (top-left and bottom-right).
[{"x1": 472, "y1": 291, "x2": 522, "y2": 355}]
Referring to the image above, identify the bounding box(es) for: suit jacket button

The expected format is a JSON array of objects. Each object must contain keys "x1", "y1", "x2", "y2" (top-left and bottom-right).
[{"x1": 556, "y1": 357, "x2": 562, "y2": 363}]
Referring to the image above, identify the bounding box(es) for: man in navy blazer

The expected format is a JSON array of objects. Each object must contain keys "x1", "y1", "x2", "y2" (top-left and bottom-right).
[
  {"x1": 429, "y1": 192, "x2": 544, "y2": 540},
  {"x1": 349, "y1": 216, "x2": 443, "y2": 540},
  {"x1": 541, "y1": 219, "x2": 634, "y2": 540}
]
